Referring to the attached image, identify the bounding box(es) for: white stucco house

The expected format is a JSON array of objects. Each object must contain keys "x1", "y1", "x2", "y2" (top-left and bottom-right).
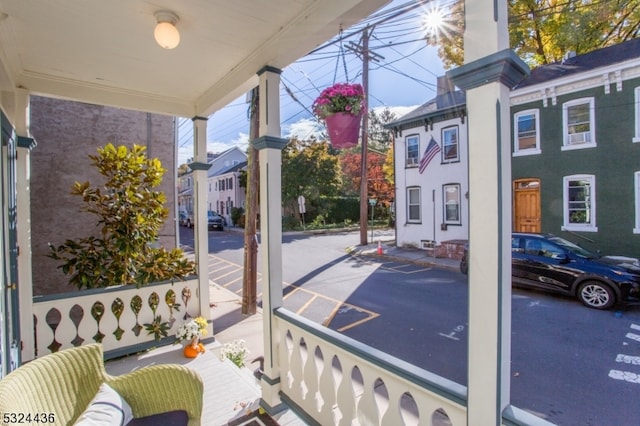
[{"x1": 387, "y1": 77, "x2": 468, "y2": 259}]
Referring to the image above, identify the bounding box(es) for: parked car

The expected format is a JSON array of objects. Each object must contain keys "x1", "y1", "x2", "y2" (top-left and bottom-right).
[
  {"x1": 460, "y1": 233, "x2": 640, "y2": 310},
  {"x1": 208, "y1": 211, "x2": 225, "y2": 231},
  {"x1": 178, "y1": 212, "x2": 189, "y2": 227}
]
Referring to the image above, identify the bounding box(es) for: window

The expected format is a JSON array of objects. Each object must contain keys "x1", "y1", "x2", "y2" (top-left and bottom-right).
[
  {"x1": 443, "y1": 184, "x2": 461, "y2": 224},
  {"x1": 634, "y1": 87, "x2": 640, "y2": 143},
  {"x1": 406, "y1": 135, "x2": 419, "y2": 167},
  {"x1": 562, "y1": 98, "x2": 596, "y2": 150},
  {"x1": 220, "y1": 179, "x2": 225, "y2": 191},
  {"x1": 407, "y1": 187, "x2": 421, "y2": 223},
  {"x1": 442, "y1": 126, "x2": 459, "y2": 162},
  {"x1": 228, "y1": 178, "x2": 233, "y2": 190},
  {"x1": 513, "y1": 109, "x2": 541, "y2": 155},
  {"x1": 563, "y1": 175, "x2": 597, "y2": 231}
]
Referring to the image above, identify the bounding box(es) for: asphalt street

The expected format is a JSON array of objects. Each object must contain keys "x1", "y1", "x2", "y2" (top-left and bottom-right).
[{"x1": 181, "y1": 226, "x2": 640, "y2": 425}]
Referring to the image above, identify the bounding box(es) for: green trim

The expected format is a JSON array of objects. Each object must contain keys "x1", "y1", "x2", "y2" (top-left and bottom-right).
[
  {"x1": 17, "y1": 136, "x2": 37, "y2": 150},
  {"x1": 103, "y1": 335, "x2": 215, "y2": 360},
  {"x1": 257, "y1": 65, "x2": 282, "y2": 76},
  {"x1": 260, "y1": 372, "x2": 280, "y2": 386},
  {"x1": 188, "y1": 161, "x2": 211, "y2": 171},
  {"x1": 251, "y1": 135, "x2": 288, "y2": 150},
  {"x1": 447, "y1": 49, "x2": 529, "y2": 91},
  {"x1": 276, "y1": 393, "x2": 321, "y2": 426},
  {"x1": 495, "y1": 100, "x2": 504, "y2": 423},
  {"x1": 32, "y1": 276, "x2": 199, "y2": 303},
  {"x1": 274, "y1": 307, "x2": 467, "y2": 405}
]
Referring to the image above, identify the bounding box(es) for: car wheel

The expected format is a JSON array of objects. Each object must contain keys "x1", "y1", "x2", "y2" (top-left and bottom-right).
[
  {"x1": 459, "y1": 261, "x2": 468, "y2": 275},
  {"x1": 577, "y1": 281, "x2": 615, "y2": 310}
]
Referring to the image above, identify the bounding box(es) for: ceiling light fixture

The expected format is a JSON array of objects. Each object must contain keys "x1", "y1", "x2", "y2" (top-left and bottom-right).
[{"x1": 154, "y1": 10, "x2": 180, "y2": 49}]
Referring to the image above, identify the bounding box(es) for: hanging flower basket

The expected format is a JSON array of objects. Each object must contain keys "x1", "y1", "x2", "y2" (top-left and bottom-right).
[
  {"x1": 313, "y1": 82, "x2": 365, "y2": 149},
  {"x1": 324, "y1": 112, "x2": 362, "y2": 149}
]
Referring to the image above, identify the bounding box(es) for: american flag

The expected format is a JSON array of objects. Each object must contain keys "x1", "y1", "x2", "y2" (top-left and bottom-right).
[{"x1": 418, "y1": 136, "x2": 441, "y2": 174}]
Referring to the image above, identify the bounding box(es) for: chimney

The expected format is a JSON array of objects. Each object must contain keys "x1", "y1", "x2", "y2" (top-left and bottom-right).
[{"x1": 437, "y1": 75, "x2": 455, "y2": 96}]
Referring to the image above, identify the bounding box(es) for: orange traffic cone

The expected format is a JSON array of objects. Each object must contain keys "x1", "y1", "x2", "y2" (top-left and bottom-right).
[{"x1": 377, "y1": 240, "x2": 383, "y2": 255}]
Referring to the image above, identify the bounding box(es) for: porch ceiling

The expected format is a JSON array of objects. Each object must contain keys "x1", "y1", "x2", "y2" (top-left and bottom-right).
[{"x1": 0, "y1": 0, "x2": 389, "y2": 118}]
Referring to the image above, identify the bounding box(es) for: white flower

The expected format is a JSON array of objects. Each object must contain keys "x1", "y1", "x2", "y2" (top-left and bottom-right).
[
  {"x1": 219, "y1": 339, "x2": 249, "y2": 368},
  {"x1": 175, "y1": 317, "x2": 208, "y2": 342}
]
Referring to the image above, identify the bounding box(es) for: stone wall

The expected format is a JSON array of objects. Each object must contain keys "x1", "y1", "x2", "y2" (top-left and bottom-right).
[{"x1": 29, "y1": 96, "x2": 177, "y2": 295}]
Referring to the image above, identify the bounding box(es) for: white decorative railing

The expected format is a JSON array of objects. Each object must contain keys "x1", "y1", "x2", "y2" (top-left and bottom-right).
[
  {"x1": 32, "y1": 277, "x2": 201, "y2": 359},
  {"x1": 273, "y1": 309, "x2": 553, "y2": 426},
  {"x1": 274, "y1": 308, "x2": 467, "y2": 426}
]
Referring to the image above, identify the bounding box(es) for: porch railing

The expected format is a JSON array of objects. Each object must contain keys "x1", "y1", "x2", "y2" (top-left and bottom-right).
[
  {"x1": 274, "y1": 308, "x2": 467, "y2": 425},
  {"x1": 32, "y1": 277, "x2": 201, "y2": 360}
]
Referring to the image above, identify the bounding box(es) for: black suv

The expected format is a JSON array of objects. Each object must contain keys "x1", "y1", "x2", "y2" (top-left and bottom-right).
[
  {"x1": 460, "y1": 233, "x2": 640, "y2": 309},
  {"x1": 207, "y1": 211, "x2": 225, "y2": 231}
]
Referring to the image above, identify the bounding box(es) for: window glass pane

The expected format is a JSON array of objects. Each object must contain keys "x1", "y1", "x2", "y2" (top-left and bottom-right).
[
  {"x1": 443, "y1": 184, "x2": 460, "y2": 223},
  {"x1": 443, "y1": 128, "x2": 458, "y2": 160},
  {"x1": 567, "y1": 103, "x2": 591, "y2": 144},
  {"x1": 407, "y1": 188, "x2": 420, "y2": 221},
  {"x1": 406, "y1": 136, "x2": 419, "y2": 164},
  {"x1": 567, "y1": 179, "x2": 591, "y2": 224},
  {"x1": 517, "y1": 113, "x2": 537, "y2": 150}
]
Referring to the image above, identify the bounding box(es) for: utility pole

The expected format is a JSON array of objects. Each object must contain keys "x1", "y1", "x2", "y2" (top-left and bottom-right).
[
  {"x1": 347, "y1": 26, "x2": 383, "y2": 246},
  {"x1": 242, "y1": 87, "x2": 259, "y2": 315}
]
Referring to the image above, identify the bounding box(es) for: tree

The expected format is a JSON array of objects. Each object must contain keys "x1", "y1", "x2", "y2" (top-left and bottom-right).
[
  {"x1": 427, "y1": 0, "x2": 640, "y2": 68},
  {"x1": 340, "y1": 149, "x2": 394, "y2": 208},
  {"x1": 367, "y1": 107, "x2": 397, "y2": 150},
  {"x1": 49, "y1": 144, "x2": 196, "y2": 289},
  {"x1": 281, "y1": 137, "x2": 342, "y2": 218}
]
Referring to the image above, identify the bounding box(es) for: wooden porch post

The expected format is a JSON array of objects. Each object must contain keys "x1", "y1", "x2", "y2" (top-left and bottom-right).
[
  {"x1": 253, "y1": 66, "x2": 288, "y2": 414},
  {"x1": 447, "y1": 1, "x2": 529, "y2": 424},
  {"x1": 189, "y1": 117, "x2": 213, "y2": 333},
  {"x1": 13, "y1": 88, "x2": 36, "y2": 362}
]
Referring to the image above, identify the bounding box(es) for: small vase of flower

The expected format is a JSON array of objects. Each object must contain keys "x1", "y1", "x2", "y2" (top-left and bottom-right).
[
  {"x1": 312, "y1": 82, "x2": 365, "y2": 149},
  {"x1": 176, "y1": 316, "x2": 208, "y2": 358}
]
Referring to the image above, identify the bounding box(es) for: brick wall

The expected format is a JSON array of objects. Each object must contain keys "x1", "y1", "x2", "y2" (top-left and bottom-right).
[{"x1": 29, "y1": 96, "x2": 177, "y2": 295}]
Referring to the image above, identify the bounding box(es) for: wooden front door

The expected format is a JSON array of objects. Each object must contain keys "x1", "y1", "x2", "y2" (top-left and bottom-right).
[{"x1": 513, "y1": 179, "x2": 541, "y2": 233}]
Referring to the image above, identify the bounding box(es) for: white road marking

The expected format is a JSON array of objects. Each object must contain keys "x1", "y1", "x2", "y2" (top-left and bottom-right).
[
  {"x1": 609, "y1": 370, "x2": 640, "y2": 384},
  {"x1": 625, "y1": 332, "x2": 640, "y2": 342},
  {"x1": 615, "y1": 354, "x2": 640, "y2": 365},
  {"x1": 631, "y1": 323, "x2": 640, "y2": 331}
]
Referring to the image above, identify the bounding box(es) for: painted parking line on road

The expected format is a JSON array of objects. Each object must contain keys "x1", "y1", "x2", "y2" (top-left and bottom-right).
[
  {"x1": 350, "y1": 255, "x2": 432, "y2": 274},
  {"x1": 206, "y1": 253, "x2": 379, "y2": 333}
]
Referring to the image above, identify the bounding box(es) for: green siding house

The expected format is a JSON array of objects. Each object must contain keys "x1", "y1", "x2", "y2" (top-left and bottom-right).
[{"x1": 510, "y1": 38, "x2": 640, "y2": 257}]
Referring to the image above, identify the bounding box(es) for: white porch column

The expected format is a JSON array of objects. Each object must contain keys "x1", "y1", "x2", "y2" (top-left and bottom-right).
[
  {"x1": 253, "y1": 66, "x2": 288, "y2": 413},
  {"x1": 447, "y1": 0, "x2": 529, "y2": 424},
  {"x1": 13, "y1": 88, "x2": 36, "y2": 362},
  {"x1": 188, "y1": 117, "x2": 212, "y2": 331}
]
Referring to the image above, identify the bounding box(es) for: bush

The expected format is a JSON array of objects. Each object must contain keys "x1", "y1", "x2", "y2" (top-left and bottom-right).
[{"x1": 48, "y1": 144, "x2": 196, "y2": 289}]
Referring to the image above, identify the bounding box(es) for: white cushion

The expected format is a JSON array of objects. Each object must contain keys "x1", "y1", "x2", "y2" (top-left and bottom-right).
[{"x1": 74, "y1": 383, "x2": 134, "y2": 426}]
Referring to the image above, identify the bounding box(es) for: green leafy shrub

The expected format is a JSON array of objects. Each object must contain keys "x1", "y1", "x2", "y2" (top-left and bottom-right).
[{"x1": 48, "y1": 144, "x2": 196, "y2": 289}]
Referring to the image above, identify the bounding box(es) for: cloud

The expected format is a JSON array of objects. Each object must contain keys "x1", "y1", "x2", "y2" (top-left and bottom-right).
[{"x1": 284, "y1": 118, "x2": 324, "y2": 140}]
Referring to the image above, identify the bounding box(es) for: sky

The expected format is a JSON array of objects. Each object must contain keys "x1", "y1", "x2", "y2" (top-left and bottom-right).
[{"x1": 177, "y1": 0, "x2": 447, "y2": 165}]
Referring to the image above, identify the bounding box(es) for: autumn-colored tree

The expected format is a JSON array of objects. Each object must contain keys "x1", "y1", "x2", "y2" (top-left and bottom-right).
[
  {"x1": 282, "y1": 137, "x2": 342, "y2": 217},
  {"x1": 382, "y1": 143, "x2": 395, "y2": 188},
  {"x1": 427, "y1": 0, "x2": 639, "y2": 68},
  {"x1": 340, "y1": 149, "x2": 394, "y2": 208}
]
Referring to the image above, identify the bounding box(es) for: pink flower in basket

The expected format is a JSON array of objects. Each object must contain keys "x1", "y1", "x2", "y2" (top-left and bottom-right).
[{"x1": 312, "y1": 83, "x2": 366, "y2": 120}]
